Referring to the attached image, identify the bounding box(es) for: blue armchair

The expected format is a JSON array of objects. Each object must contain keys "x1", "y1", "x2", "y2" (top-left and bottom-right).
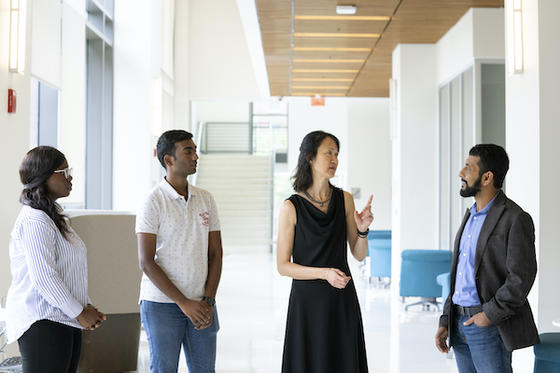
[
  {"x1": 534, "y1": 333, "x2": 560, "y2": 372},
  {"x1": 368, "y1": 230, "x2": 391, "y2": 286},
  {"x1": 400, "y1": 250, "x2": 452, "y2": 311},
  {"x1": 436, "y1": 272, "x2": 451, "y2": 303}
]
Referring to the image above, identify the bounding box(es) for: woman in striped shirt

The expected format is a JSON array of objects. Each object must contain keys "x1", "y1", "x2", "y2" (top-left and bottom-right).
[{"x1": 5, "y1": 146, "x2": 106, "y2": 373}]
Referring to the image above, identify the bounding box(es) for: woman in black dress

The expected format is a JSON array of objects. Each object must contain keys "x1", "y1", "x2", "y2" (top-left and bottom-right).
[{"x1": 277, "y1": 131, "x2": 373, "y2": 373}]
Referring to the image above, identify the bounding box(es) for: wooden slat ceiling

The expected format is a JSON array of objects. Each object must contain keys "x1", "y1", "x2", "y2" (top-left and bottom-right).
[{"x1": 256, "y1": 0, "x2": 503, "y2": 97}]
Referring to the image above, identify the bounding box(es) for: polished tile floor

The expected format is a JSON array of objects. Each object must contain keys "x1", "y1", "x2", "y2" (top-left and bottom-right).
[{"x1": 137, "y1": 251, "x2": 462, "y2": 373}]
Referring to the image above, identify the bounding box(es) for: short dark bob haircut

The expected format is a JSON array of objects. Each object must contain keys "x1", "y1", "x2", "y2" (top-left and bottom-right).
[
  {"x1": 156, "y1": 129, "x2": 193, "y2": 169},
  {"x1": 292, "y1": 130, "x2": 340, "y2": 192},
  {"x1": 19, "y1": 146, "x2": 70, "y2": 238},
  {"x1": 469, "y1": 144, "x2": 509, "y2": 189}
]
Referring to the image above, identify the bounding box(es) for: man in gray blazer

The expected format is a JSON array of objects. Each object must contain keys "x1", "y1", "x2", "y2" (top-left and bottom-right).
[{"x1": 435, "y1": 144, "x2": 539, "y2": 373}]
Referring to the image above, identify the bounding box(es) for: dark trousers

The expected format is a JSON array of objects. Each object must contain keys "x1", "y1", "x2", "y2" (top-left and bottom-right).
[{"x1": 17, "y1": 319, "x2": 82, "y2": 373}]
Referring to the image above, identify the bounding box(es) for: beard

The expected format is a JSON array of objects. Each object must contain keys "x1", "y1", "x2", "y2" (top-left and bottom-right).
[{"x1": 460, "y1": 175, "x2": 482, "y2": 197}]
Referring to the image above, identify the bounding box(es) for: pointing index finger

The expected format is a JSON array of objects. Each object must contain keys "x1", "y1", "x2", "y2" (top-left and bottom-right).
[{"x1": 366, "y1": 194, "x2": 373, "y2": 209}]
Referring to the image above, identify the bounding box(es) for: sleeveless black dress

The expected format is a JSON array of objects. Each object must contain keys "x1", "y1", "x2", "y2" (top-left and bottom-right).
[{"x1": 282, "y1": 187, "x2": 369, "y2": 373}]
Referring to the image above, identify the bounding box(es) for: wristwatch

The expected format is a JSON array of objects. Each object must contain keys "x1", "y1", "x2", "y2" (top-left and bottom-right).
[{"x1": 202, "y1": 296, "x2": 215, "y2": 307}]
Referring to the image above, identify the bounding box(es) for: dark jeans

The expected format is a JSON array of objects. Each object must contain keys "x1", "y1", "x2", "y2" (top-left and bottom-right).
[
  {"x1": 451, "y1": 314, "x2": 512, "y2": 373},
  {"x1": 140, "y1": 300, "x2": 219, "y2": 373},
  {"x1": 17, "y1": 319, "x2": 82, "y2": 373}
]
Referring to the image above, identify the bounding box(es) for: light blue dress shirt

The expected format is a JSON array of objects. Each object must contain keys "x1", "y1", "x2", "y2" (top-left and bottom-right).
[{"x1": 452, "y1": 194, "x2": 498, "y2": 307}]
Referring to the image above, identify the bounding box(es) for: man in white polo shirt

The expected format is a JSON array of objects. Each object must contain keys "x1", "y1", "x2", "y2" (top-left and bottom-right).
[{"x1": 136, "y1": 130, "x2": 223, "y2": 373}]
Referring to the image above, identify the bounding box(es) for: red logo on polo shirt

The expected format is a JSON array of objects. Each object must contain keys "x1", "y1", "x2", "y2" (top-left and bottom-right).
[{"x1": 199, "y1": 211, "x2": 210, "y2": 227}]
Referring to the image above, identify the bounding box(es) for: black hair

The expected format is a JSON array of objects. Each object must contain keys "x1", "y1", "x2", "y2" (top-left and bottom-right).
[
  {"x1": 19, "y1": 146, "x2": 70, "y2": 238},
  {"x1": 469, "y1": 144, "x2": 509, "y2": 189},
  {"x1": 156, "y1": 130, "x2": 194, "y2": 169},
  {"x1": 292, "y1": 130, "x2": 340, "y2": 192}
]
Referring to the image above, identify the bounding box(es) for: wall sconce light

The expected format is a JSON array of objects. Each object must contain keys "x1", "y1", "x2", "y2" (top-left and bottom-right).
[
  {"x1": 506, "y1": 0, "x2": 524, "y2": 74},
  {"x1": 9, "y1": 0, "x2": 26, "y2": 73}
]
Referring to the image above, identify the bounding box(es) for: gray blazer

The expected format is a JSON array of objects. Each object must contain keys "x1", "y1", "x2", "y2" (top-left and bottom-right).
[{"x1": 439, "y1": 190, "x2": 540, "y2": 351}]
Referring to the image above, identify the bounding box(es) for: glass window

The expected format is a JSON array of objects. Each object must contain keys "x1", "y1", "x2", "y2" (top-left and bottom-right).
[
  {"x1": 32, "y1": 79, "x2": 59, "y2": 148},
  {"x1": 85, "y1": 0, "x2": 113, "y2": 209}
]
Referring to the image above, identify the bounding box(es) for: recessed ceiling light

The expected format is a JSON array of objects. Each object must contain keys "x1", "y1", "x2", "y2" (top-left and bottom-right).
[
  {"x1": 293, "y1": 78, "x2": 354, "y2": 82},
  {"x1": 294, "y1": 15, "x2": 389, "y2": 21},
  {"x1": 293, "y1": 59, "x2": 364, "y2": 63},
  {"x1": 336, "y1": 5, "x2": 357, "y2": 15},
  {"x1": 292, "y1": 92, "x2": 346, "y2": 96},
  {"x1": 292, "y1": 69, "x2": 359, "y2": 73},
  {"x1": 293, "y1": 47, "x2": 371, "y2": 52},
  {"x1": 294, "y1": 32, "x2": 379, "y2": 38},
  {"x1": 292, "y1": 85, "x2": 349, "y2": 90}
]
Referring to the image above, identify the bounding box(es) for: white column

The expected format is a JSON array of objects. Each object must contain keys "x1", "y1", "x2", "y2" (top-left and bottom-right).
[
  {"x1": 113, "y1": 0, "x2": 155, "y2": 211},
  {"x1": 391, "y1": 44, "x2": 439, "y2": 293},
  {"x1": 391, "y1": 43, "x2": 438, "y2": 372},
  {"x1": 505, "y1": 0, "x2": 560, "y2": 370},
  {"x1": 174, "y1": 0, "x2": 190, "y2": 130}
]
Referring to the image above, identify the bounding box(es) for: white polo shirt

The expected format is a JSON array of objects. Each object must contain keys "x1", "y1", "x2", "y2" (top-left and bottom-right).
[{"x1": 135, "y1": 178, "x2": 220, "y2": 303}]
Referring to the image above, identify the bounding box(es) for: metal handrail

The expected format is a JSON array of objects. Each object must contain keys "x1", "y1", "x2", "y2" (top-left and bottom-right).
[{"x1": 202, "y1": 122, "x2": 251, "y2": 154}]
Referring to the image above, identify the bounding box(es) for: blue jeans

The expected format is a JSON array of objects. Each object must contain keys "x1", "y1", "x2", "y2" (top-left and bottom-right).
[
  {"x1": 451, "y1": 314, "x2": 512, "y2": 373},
  {"x1": 140, "y1": 300, "x2": 219, "y2": 373}
]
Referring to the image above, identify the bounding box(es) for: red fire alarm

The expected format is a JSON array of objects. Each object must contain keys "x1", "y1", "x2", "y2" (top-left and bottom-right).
[{"x1": 8, "y1": 89, "x2": 16, "y2": 113}]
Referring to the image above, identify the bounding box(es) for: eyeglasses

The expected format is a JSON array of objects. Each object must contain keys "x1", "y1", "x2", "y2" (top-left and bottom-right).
[{"x1": 53, "y1": 167, "x2": 73, "y2": 179}]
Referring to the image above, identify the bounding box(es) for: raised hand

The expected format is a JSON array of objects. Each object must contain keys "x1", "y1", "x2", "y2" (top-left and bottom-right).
[
  {"x1": 354, "y1": 194, "x2": 374, "y2": 232},
  {"x1": 324, "y1": 268, "x2": 351, "y2": 289}
]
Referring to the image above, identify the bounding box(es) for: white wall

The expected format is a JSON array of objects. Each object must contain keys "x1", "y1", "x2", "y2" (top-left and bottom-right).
[
  {"x1": 390, "y1": 43, "x2": 439, "y2": 373},
  {"x1": 346, "y1": 98, "x2": 391, "y2": 229},
  {"x1": 29, "y1": 0, "x2": 61, "y2": 88},
  {"x1": 0, "y1": 0, "x2": 33, "y2": 300},
  {"x1": 58, "y1": 2, "x2": 86, "y2": 206},
  {"x1": 436, "y1": 9, "x2": 475, "y2": 83},
  {"x1": 505, "y1": 1, "x2": 560, "y2": 369},
  {"x1": 391, "y1": 44, "x2": 439, "y2": 280},
  {"x1": 536, "y1": 0, "x2": 560, "y2": 331},
  {"x1": 436, "y1": 8, "x2": 505, "y2": 84},
  {"x1": 173, "y1": 0, "x2": 190, "y2": 130},
  {"x1": 506, "y1": 1, "x2": 560, "y2": 371},
  {"x1": 113, "y1": 0, "x2": 165, "y2": 211},
  {"x1": 187, "y1": 0, "x2": 261, "y2": 100},
  {"x1": 472, "y1": 8, "x2": 505, "y2": 59},
  {"x1": 235, "y1": 0, "x2": 269, "y2": 97}
]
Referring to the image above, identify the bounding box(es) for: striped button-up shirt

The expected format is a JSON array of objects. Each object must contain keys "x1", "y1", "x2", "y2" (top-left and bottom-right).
[{"x1": 5, "y1": 206, "x2": 89, "y2": 343}]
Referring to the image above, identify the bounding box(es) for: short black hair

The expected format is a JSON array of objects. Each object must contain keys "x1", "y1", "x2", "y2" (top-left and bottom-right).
[
  {"x1": 156, "y1": 130, "x2": 193, "y2": 169},
  {"x1": 292, "y1": 131, "x2": 340, "y2": 192},
  {"x1": 469, "y1": 144, "x2": 509, "y2": 189}
]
